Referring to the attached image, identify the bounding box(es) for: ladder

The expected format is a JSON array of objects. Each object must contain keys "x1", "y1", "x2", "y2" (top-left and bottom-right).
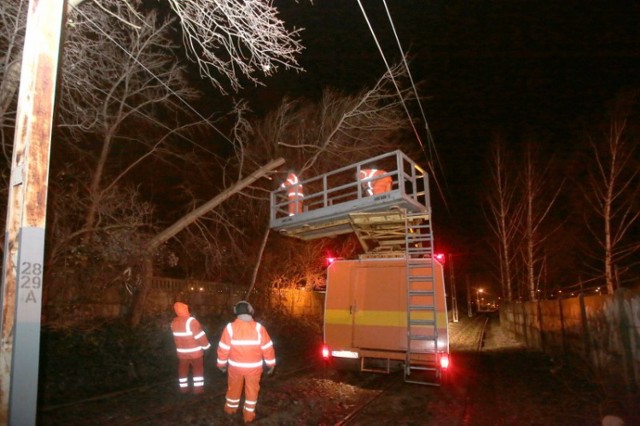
[{"x1": 404, "y1": 211, "x2": 439, "y2": 385}]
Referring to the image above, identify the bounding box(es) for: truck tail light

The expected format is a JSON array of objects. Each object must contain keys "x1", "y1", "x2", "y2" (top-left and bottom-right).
[
  {"x1": 321, "y1": 344, "x2": 330, "y2": 359},
  {"x1": 439, "y1": 353, "x2": 450, "y2": 370}
]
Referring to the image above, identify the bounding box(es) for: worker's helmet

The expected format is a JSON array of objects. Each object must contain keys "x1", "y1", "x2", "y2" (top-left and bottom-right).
[{"x1": 233, "y1": 300, "x2": 255, "y2": 315}]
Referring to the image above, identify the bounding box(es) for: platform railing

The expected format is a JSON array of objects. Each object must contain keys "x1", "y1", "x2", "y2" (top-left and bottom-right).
[{"x1": 270, "y1": 150, "x2": 429, "y2": 221}]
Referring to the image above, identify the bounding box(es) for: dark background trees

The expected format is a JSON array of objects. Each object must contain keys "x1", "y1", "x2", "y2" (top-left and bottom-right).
[{"x1": 0, "y1": 0, "x2": 638, "y2": 326}]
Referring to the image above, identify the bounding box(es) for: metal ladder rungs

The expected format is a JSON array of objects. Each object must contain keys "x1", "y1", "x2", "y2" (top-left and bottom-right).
[
  {"x1": 409, "y1": 305, "x2": 436, "y2": 311},
  {"x1": 404, "y1": 212, "x2": 440, "y2": 385},
  {"x1": 409, "y1": 334, "x2": 436, "y2": 341},
  {"x1": 407, "y1": 258, "x2": 433, "y2": 264},
  {"x1": 407, "y1": 243, "x2": 431, "y2": 247},
  {"x1": 407, "y1": 365, "x2": 437, "y2": 372},
  {"x1": 409, "y1": 319, "x2": 436, "y2": 326},
  {"x1": 408, "y1": 289, "x2": 435, "y2": 296},
  {"x1": 406, "y1": 236, "x2": 431, "y2": 242},
  {"x1": 407, "y1": 276, "x2": 434, "y2": 283},
  {"x1": 406, "y1": 247, "x2": 432, "y2": 253}
]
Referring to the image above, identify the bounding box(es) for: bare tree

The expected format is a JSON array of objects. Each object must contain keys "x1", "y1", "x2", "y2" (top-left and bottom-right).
[
  {"x1": 0, "y1": 0, "x2": 304, "y2": 134},
  {"x1": 518, "y1": 142, "x2": 563, "y2": 301},
  {"x1": 137, "y1": 64, "x2": 419, "y2": 313},
  {"x1": 485, "y1": 137, "x2": 522, "y2": 302},
  {"x1": 0, "y1": 0, "x2": 307, "y2": 326},
  {"x1": 0, "y1": 0, "x2": 89, "y2": 153},
  {"x1": 0, "y1": 0, "x2": 26, "y2": 159},
  {"x1": 165, "y1": 0, "x2": 304, "y2": 93},
  {"x1": 59, "y1": 1, "x2": 201, "y2": 243},
  {"x1": 582, "y1": 98, "x2": 640, "y2": 294},
  {"x1": 44, "y1": 175, "x2": 155, "y2": 313},
  {"x1": 249, "y1": 62, "x2": 414, "y2": 178}
]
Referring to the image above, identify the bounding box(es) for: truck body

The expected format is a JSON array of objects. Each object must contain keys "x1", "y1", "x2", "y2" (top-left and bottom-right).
[{"x1": 323, "y1": 256, "x2": 449, "y2": 380}]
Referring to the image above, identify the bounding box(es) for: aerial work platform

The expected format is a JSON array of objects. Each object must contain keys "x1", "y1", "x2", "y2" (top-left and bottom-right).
[{"x1": 269, "y1": 151, "x2": 430, "y2": 241}]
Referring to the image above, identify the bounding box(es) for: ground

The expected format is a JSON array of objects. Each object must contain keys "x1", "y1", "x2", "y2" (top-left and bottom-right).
[{"x1": 37, "y1": 313, "x2": 637, "y2": 425}]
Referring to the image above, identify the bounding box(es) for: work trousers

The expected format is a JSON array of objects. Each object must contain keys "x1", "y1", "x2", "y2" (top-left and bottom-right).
[
  {"x1": 224, "y1": 368, "x2": 262, "y2": 423},
  {"x1": 177, "y1": 357, "x2": 204, "y2": 394},
  {"x1": 287, "y1": 195, "x2": 303, "y2": 215}
]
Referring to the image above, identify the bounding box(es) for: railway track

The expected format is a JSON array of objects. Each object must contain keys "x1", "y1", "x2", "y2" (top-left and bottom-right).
[
  {"x1": 39, "y1": 318, "x2": 491, "y2": 425},
  {"x1": 328, "y1": 314, "x2": 491, "y2": 426},
  {"x1": 461, "y1": 314, "x2": 491, "y2": 425},
  {"x1": 333, "y1": 373, "x2": 403, "y2": 426},
  {"x1": 39, "y1": 351, "x2": 319, "y2": 425}
]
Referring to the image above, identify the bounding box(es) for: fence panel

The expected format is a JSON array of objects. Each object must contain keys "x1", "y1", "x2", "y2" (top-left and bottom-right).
[{"x1": 501, "y1": 289, "x2": 640, "y2": 391}]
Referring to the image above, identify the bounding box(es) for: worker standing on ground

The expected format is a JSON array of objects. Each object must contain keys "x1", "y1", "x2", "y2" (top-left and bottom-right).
[
  {"x1": 280, "y1": 171, "x2": 304, "y2": 215},
  {"x1": 171, "y1": 302, "x2": 211, "y2": 394},
  {"x1": 217, "y1": 301, "x2": 276, "y2": 423},
  {"x1": 359, "y1": 168, "x2": 392, "y2": 196}
]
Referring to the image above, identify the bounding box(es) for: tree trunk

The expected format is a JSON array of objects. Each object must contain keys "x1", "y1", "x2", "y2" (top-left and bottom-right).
[
  {"x1": 245, "y1": 227, "x2": 270, "y2": 300},
  {"x1": 128, "y1": 257, "x2": 153, "y2": 327},
  {"x1": 146, "y1": 158, "x2": 284, "y2": 251}
]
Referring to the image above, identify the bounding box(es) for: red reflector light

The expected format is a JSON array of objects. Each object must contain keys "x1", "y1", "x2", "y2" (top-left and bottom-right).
[
  {"x1": 321, "y1": 345, "x2": 330, "y2": 359},
  {"x1": 439, "y1": 354, "x2": 450, "y2": 369}
]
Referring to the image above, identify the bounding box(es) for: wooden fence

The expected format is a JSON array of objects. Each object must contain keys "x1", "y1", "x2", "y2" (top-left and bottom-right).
[
  {"x1": 500, "y1": 289, "x2": 640, "y2": 392},
  {"x1": 148, "y1": 277, "x2": 324, "y2": 318},
  {"x1": 52, "y1": 277, "x2": 325, "y2": 322}
]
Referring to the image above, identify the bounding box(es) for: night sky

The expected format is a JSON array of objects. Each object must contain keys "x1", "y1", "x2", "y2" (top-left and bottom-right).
[{"x1": 248, "y1": 0, "x2": 640, "y2": 260}]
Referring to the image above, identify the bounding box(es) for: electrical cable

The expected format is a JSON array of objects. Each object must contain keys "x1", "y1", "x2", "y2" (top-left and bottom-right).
[
  {"x1": 382, "y1": 0, "x2": 450, "y2": 207},
  {"x1": 356, "y1": 0, "x2": 449, "y2": 210}
]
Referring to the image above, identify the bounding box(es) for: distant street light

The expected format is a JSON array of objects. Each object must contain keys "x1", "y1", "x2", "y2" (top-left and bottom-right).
[{"x1": 476, "y1": 288, "x2": 484, "y2": 311}]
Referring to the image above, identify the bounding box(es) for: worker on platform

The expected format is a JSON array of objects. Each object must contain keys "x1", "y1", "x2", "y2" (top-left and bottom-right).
[
  {"x1": 217, "y1": 301, "x2": 276, "y2": 423},
  {"x1": 358, "y1": 168, "x2": 392, "y2": 196},
  {"x1": 171, "y1": 302, "x2": 211, "y2": 394},
  {"x1": 280, "y1": 172, "x2": 303, "y2": 215}
]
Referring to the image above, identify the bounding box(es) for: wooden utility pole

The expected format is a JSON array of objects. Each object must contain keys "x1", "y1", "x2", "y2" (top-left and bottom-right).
[
  {"x1": 448, "y1": 254, "x2": 459, "y2": 323},
  {"x1": 0, "y1": 1, "x2": 65, "y2": 424}
]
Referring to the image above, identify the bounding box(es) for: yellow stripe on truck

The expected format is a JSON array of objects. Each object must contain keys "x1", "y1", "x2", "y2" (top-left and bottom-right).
[
  {"x1": 324, "y1": 309, "x2": 353, "y2": 325},
  {"x1": 325, "y1": 309, "x2": 448, "y2": 330}
]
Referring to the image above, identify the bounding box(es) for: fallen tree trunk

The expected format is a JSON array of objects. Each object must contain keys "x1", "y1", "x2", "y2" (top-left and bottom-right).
[{"x1": 128, "y1": 157, "x2": 285, "y2": 326}]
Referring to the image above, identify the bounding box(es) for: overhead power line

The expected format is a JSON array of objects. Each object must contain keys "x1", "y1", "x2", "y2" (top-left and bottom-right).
[{"x1": 356, "y1": 0, "x2": 450, "y2": 211}]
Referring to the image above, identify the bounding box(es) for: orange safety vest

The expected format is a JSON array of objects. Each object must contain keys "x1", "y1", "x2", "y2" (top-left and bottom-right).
[
  {"x1": 359, "y1": 169, "x2": 391, "y2": 196},
  {"x1": 171, "y1": 303, "x2": 211, "y2": 360},
  {"x1": 217, "y1": 319, "x2": 276, "y2": 376}
]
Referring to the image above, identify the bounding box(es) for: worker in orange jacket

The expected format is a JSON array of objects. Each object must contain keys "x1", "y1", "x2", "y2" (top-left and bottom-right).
[
  {"x1": 171, "y1": 302, "x2": 211, "y2": 394},
  {"x1": 217, "y1": 301, "x2": 276, "y2": 423},
  {"x1": 280, "y1": 172, "x2": 304, "y2": 215},
  {"x1": 358, "y1": 168, "x2": 392, "y2": 196}
]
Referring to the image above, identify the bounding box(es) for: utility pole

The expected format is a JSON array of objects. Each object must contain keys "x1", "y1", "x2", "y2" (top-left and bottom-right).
[
  {"x1": 448, "y1": 254, "x2": 458, "y2": 323},
  {"x1": 466, "y1": 274, "x2": 473, "y2": 317},
  {"x1": 0, "y1": 1, "x2": 65, "y2": 424}
]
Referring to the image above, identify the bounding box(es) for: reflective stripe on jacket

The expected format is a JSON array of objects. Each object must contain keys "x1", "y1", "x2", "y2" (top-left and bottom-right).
[
  {"x1": 217, "y1": 319, "x2": 276, "y2": 375},
  {"x1": 172, "y1": 316, "x2": 211, "y2": 360}
]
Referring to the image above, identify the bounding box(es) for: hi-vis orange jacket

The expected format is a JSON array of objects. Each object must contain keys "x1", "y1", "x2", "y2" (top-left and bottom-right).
[
  {"x1": 171, "y1": 302, "x2": 211, "y2": 360},
  {"x1": 217, "y1": 319, "x2": 276, "y2": 376},
  {"x1": 358, "y1": 169, "x2": 392, "y2": 196},
  {"x1": 281, "y1": 173, "x2": 304, "y2": 199}
]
